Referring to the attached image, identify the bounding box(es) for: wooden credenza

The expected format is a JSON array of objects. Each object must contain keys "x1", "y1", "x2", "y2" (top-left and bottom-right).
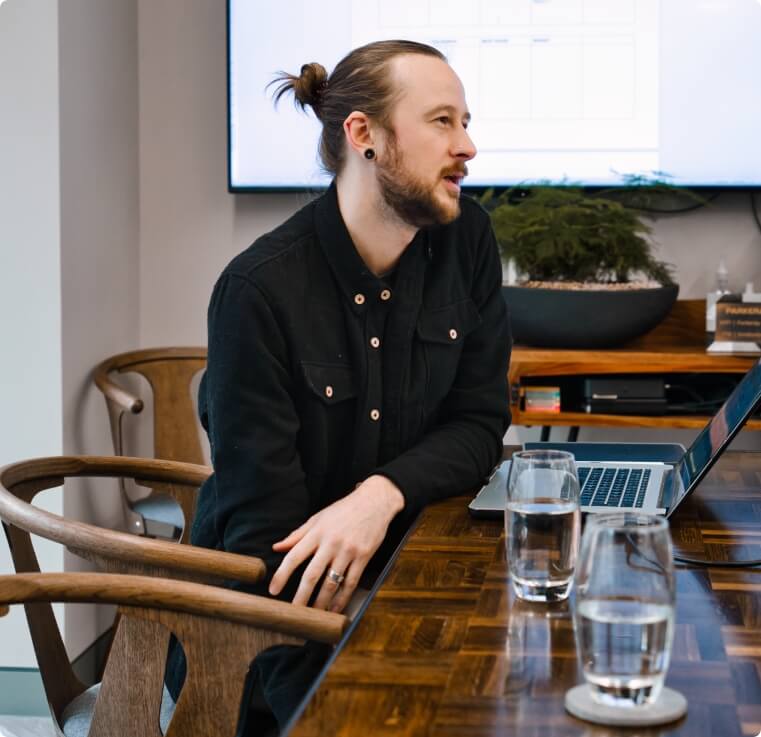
[{"x1": 508, "y1": 299, "x2": 761, "y2": 430}]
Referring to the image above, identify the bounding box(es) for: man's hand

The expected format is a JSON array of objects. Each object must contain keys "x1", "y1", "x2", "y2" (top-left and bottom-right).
[{"x1": 269, "y1": 475, "x2": 405, "y2": 612}]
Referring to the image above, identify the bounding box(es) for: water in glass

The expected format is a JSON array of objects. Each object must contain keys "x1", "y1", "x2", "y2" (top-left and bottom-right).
[
  {"x1": 574, "y1": 513, "x2": 676, "y2": 708},
  {"x1": 506, "y1": 497, "x2": 580, "y2": 602},
  {"x1": 578, "y1": 597, "x2": 674, "y2": 706}
]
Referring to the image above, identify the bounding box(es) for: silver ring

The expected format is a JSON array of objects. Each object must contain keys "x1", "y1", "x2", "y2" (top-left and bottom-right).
[{"x1": 327, "y1": 568, "x2": 345, "y2": 585}]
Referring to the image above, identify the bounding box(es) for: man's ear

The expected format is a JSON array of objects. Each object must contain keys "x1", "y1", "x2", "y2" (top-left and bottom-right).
[{"x1": 343, "y1": 111, "x2": 375, "y2": 158}]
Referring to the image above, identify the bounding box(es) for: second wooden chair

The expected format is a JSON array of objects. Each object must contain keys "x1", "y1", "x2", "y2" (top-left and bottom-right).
[{"x1": 93, "y1": 347, "x2": 207, "y2": 542}]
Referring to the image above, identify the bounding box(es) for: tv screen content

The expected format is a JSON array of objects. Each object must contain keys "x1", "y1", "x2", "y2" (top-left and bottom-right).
[{"x1": 228, "y1": 0, "x2": 761, "y2": 191}]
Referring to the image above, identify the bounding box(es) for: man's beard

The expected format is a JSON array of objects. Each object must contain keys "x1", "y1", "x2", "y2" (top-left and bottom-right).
[{"x1": 375, "y1": 139, "x2": 463, "y2": 228}]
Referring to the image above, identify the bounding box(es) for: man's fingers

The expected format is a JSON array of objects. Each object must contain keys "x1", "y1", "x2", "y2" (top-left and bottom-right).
[
  {"x1": 268, "y1": 536, "x2": 316, "y2": 596},
  {"x1": 291, "y1": 548, "x2": 334, "y2": 607},
  {"x1": 312, "y1": 553, "x2": 354, "y2": 611},
  {"x1": 329, "y1": 559, "x2": 365, "y2": 614}
]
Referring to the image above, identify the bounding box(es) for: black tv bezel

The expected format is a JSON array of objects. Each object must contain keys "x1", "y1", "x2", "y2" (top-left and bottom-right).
[{"x1": 226, "y1": 0, "x2": 761, "y2": 195}]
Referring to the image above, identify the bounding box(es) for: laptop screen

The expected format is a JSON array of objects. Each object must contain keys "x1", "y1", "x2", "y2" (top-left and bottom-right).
[{"x1": 675, "y1": 358, "x2": 761, "y2": 502}]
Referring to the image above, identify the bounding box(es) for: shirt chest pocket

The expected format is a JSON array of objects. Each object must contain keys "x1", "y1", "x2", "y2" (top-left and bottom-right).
[
  {"x1": 301, "y1": 362, "x2": 357, "y2": 405},
  {"x1": 299, "y1": 362, "x2": 358, "y2": 476},
  {"x1": 416, "y1": 299, "x2": 482, "y2": 410}
]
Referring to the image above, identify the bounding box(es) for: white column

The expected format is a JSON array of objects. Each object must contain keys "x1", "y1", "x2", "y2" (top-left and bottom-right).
[{"x1": 0, "y1": 0, "x2": 65, "y2": 668}]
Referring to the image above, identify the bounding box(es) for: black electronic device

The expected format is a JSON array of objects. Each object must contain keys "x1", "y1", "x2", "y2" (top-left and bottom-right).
[{"x1": 583, "y1": 377, "x2": 667, "y2": 415}]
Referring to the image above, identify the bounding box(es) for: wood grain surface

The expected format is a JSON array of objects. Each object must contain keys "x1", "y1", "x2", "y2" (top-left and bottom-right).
[
  {"x1": 0, "y1": 572, "x2": 348, "y2": 643},
  {"x1": 288, "y1": 450, "x2": 761, "y2": 736}
]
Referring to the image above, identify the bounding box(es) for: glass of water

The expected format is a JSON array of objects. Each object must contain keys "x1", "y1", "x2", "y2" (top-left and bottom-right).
[
  {"x1": 506, "y1": 450, "x2": 581, "y2": 602},
  {"x1": 575, "y1": 513, "x2": 675, "y2": 707}
]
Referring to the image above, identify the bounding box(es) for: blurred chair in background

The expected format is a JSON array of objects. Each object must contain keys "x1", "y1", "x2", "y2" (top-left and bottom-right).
[{"x1": 93, "y1": 348, "x2": 207, "y2": 542}]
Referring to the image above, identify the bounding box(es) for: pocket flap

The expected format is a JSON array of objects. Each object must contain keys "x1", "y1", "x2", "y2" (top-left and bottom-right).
[
  {"x1": 301, "y1": 362, "x2": 357, "y2": 404},
  {"x1": 417, "y1": 299, "x2": 482, "y2": 345}
]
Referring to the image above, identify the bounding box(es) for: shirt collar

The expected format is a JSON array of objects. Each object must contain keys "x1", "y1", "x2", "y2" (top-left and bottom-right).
[{"x1": 314, "y1": 181, "x2": 427, "y2": 314}]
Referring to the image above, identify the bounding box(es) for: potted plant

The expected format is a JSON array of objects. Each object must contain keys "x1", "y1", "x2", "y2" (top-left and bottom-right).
[{"x1": 481, "y1": 183, "x2": 681, "y2": 348}]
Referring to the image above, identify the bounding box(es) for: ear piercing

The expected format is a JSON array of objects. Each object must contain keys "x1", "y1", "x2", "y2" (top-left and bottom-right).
[{"x1": 364, "y1": 148, "x2": 375, "y2": 160}]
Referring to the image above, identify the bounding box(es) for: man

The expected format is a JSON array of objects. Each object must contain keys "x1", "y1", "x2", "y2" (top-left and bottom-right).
[{"x1": 188, "y1": 39, "x2": 511, "y2": 731}]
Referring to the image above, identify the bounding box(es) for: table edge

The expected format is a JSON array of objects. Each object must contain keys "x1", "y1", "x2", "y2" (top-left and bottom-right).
[{"x1": 282, "y1": 506, "x2": 425, "y2": 735}]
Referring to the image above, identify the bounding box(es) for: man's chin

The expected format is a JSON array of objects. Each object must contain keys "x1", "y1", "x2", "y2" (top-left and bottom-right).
[{"x1": 435, "y1": 194, "x2": 461, "y2": 224}]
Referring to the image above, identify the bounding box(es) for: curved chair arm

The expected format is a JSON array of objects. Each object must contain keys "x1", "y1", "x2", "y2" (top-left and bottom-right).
[
  {"x1": 0, "y1": 456, "x2": 265, "y2": 585},
  {"x1": 0, "y1": 573, "x2": 349, "y2": 643},
  {"x1": 93, "y1": 354, "x2": 145, "y2": 414},
  {"x1": 93, "y1": 347, "x2": 207, "y2": 414}
]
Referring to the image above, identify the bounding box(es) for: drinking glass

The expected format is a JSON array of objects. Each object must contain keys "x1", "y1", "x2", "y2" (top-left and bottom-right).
[
  {"x1": 575, "y1": 513, "x2": 675, "y2": 707},
  {"x1": 505, "y1": 450, "x2": 581, "y2": 602}
]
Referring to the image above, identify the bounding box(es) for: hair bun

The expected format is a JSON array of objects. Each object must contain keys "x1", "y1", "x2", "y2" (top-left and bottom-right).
[{"x1": 294, "y1": 62, "x2": 328, "y2": 108}]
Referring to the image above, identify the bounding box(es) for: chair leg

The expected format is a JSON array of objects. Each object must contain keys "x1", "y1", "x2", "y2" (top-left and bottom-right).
[{"x1": 97, "y1": 614, "x2": 121, "y2": 680}]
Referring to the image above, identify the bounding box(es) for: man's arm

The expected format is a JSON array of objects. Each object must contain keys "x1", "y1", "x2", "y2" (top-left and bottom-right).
[{"x1": 203, "y1": 272, "x2": 308, "y2": 598}]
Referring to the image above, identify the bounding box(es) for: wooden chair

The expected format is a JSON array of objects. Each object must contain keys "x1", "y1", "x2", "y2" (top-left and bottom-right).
[
  {"x1": 0, "y1": 455, "x2": 349, "y2": 737},
  {"x1": 93, "y1": 347, "x2": 207, "y2": 542}
]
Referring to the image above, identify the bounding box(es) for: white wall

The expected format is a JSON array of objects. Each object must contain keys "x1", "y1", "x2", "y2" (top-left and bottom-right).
[
  {"x1": 0, "y1": 0, "x2": 65, "y2": 669},
  {"x1": 58, "y1": 0, "x2": 140, "y2": 659},
  {"x1": 0, "y1": 0, "x2": 140, "y2": 667},
  {"x1": 137, "y1": 0, "x2": 319, "y2": 348}
]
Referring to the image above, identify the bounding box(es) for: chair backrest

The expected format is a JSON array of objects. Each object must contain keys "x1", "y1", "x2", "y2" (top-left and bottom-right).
[
  {"x1": 0, "y1": 456, "x2": 348, "y2": 737},
  {"x1": 93, "y1": 348, "x2": 207, "y2": 541}
]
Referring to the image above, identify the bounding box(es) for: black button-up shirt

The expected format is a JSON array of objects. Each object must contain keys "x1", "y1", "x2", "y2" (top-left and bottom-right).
[{"x1": 191, "y1": 182, "x2": 511, "y2": 597}]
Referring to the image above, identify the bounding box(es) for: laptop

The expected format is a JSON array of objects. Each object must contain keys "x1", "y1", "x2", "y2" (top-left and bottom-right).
[{"x1": 469, "y1": 358, "x2": 761, "y2": 519}]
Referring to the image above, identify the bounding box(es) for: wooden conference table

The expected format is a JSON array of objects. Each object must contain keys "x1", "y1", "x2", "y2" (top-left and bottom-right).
[{"x1": 287, "y1": 449, "x2": 761, "y2": 736}]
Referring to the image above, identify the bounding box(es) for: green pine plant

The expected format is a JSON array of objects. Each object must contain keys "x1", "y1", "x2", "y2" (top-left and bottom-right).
[{"x1": 480, "y1": 185, "x2": 677, "y2": 286}]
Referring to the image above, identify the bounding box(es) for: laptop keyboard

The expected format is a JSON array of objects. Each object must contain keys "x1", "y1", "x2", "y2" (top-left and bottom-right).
[{"x1": 578, "y1": 466, "x2": 651, "y2": 508}]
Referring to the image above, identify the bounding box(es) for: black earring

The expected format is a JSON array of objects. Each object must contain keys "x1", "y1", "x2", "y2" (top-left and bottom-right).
[{"x1": 364, "y1": 148, "x2": 375, "y2": 160}]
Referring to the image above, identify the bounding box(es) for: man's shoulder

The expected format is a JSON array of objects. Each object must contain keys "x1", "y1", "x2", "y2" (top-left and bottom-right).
[{"x1": 223, "y1": 197, "x2": 321, "y2": 283}]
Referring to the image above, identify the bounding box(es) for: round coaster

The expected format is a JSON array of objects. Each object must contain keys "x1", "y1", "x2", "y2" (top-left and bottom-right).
[{"x1": 564, "y1": 684, "x2": 687, "y2": 727}]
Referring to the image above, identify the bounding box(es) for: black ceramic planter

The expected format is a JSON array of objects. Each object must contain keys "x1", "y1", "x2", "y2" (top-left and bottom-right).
[{"x1": 502, "y1": 284, "x2": 680, "y2": 348}]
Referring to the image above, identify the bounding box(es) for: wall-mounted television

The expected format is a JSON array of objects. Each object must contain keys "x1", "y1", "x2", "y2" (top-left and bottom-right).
[{"x1": 228, "y1": 0, "x2": 761, "y2": 192}]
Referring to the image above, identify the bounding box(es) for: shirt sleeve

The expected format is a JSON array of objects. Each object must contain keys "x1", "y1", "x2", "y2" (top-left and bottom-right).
[
  {"x1": 374, "y1": 217, "x2": 512, "y2": 510},
  {"x1": 202, "y1": 271, "x2": 308, "y2": 597}
]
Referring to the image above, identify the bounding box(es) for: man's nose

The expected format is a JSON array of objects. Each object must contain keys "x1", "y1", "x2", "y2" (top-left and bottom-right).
[{"x1": 455, "y1": 127, "x2": 477, "y2": 161}]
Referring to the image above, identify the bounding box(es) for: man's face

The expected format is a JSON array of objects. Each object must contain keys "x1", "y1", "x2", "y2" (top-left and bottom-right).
[{"x1": 375, "y1": 54, "x2": 477, "y2": 228}]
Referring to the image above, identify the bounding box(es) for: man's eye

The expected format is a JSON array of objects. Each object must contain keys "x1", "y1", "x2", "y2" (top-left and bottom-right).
[{"x1": 436, "y1": 116, "x2": 450, "y2": 125}]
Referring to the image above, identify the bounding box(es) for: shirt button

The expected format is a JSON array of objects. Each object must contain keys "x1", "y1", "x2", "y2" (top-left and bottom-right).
[
  {"x1": 325, "y1": 385, "x2": 333, "y2": 398},
  {"x1": 380, "y1": 289, "x2": 391, "y2": 301},
  {"x1": 370, "y1": 409, "x2": 380, "y2": 421},
  {"x1": 370, "y1": 337, "x2": 380, "y2": 349},
  {"x1": 354, "y1": 293, "x2": 365, "y2": 305},
  {"x1": 449, "y1": 328, "x2": 458, "y2": 340}
]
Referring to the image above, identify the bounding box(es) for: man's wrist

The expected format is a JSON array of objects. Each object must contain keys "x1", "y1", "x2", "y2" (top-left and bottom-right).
[{"x1": 365, "y1": 474, "x2": 405, "y2": 515}]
